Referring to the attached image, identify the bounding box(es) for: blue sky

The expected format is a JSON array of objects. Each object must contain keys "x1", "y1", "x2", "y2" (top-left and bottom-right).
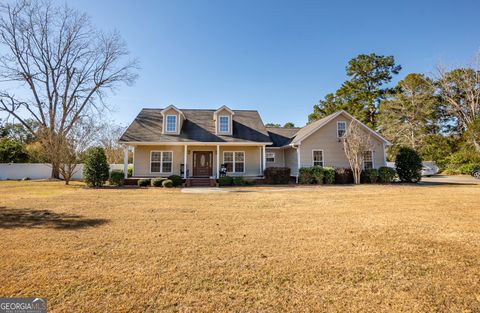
[{"x1": 46, "y1": 0, "x2": 480, "y2": 126}]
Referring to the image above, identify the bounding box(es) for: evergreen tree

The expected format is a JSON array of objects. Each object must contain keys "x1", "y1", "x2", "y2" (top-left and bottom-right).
[{"x1": 83, "y1": 147, "x2": 110, "y2": 187}]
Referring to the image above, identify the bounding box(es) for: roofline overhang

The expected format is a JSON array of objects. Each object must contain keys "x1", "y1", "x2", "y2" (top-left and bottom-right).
[{"x1": 119, "y1": 141, "x2": 273, "y2": 146}]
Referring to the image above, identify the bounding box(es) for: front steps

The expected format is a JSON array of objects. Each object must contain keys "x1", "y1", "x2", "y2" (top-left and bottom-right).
[{"x1": 185, "y1": 178, "x2": 217, "y2": 187}]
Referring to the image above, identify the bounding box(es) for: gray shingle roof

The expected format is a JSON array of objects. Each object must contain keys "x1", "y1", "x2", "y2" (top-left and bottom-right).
[
  {"x1": 119, "y1": 108, "x2": 272, "y2": 143},
  {"x1": 266, "y1": 127, "x2": 300, "y2": 147}
]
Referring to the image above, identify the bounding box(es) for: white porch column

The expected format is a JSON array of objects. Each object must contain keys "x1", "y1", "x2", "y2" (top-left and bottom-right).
[
  {"x1": 216, "y1": 145, "x2": 220, "y2": 178},
  {"x1": 123, "y1": 146, "x2": 129, "y2": 179},
  {"x1": 259, "y1": 146, "x2": 262, "y2": 175},
  {"x1": 183, "y1": 145, "x2": 188, "y2": 179},
  {"x1": 262, "y1": 145, "x2": 266, "y2": 176},
  {"x1": 296, "y1": 146, "x2": 301, "y2": 183}
]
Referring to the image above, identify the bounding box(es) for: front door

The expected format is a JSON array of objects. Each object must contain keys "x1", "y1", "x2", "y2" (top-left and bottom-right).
[{"x1": 193, "y1": 151, "x2": 213, "y2": 177}]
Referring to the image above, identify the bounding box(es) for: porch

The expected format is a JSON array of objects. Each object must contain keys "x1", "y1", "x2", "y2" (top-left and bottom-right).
[{"x1": 122, "y1": 143, "x2": 268, "y2": 183}]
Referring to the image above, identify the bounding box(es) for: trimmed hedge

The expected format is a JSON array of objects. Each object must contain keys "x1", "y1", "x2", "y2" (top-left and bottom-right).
[
  {"x1": 395, "y1": 147, "x2": 422, "y2": 183},
  {"x1": 151, "y1": 177, "x2": 166, "y2": 187},
  {"x1": 162, "y1": 179, "x2": 173, "y2": 188},
  {"x1": 168, "y1": 175, "x2": 182, "y2": 187},
  {"x1": 219, "y1": 176, "x2": 233, "y2": 186},
  {"x1": 334, "y1": 168, "x2": 353, "y2": 184},
  {"x1": 137, "y1": 179, "x2": 151, "y2": 187},
  {"x1": 264, "y1": 167, "x2": 291, "y2": 184},
  {"x1": 109, "y1": 169, "x2": 124, "y2": 186},
  {"x1": 378, "y1": 167, "x2": 396, "y2": 183},
  {"x1": 323, "y1": 167, "x2": 335, "y2": 184},
  {"x1": 299, "y1": 167, "x2": 315, "y2": 184},
  {"x1": 362, "y1": 168, "x2": 379, "y2": 184}
]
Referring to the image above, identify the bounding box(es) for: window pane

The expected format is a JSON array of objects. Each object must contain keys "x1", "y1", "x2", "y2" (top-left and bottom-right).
[
  {"x1": 313, "y1": 150, "x2": 323, "y2": 166},
  {"x1": 151, "y1": 152, "x2": 161, "y2": 162},
  {"x1": 163, "y1": 151, "x2": 172, "y2": 162},
  {"x1": 151, "y1": 162, "x2": 161, "y2": 172},
  {"x1": 235, "y1": 162, "x2": 244, "y2": 173},
  {"x1": 162, "y1": 162, "x2": 172, "y2": 173},
  {"x1": 338, "y1": 122, "x2": 346, "y2": 137},
  {"x1": 166, "y1": 115, "x2": 177, "y2": 132},
  {"x1": 224, "y1": 152, "x2": 233, "y2": 162},
  {"x1": 225, "y1": 162, "x2": 233, "y2": 172},
  {"x1": 235, "y1": 152, "x2": 244, "y2": 161},
  {"x1": 219, "y1": 116, "x2": 229, "y2": 132},
  {"x1": 266, "y1": 152, "x2": 275, "y2": 162}
]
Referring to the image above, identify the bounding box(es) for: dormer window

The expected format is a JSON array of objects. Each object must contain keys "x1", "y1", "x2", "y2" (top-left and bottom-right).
[
  {"x1": 219, "y1": 116, "x2": 230, "y2": 133},
  {"x1": 166, "y1": 115, "x2": 177, "y2": 133}
]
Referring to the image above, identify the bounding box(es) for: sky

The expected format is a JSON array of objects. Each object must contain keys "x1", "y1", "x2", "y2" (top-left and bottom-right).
[{"x1": 5, "y1": 0, "x2": 480, "y2": 127}]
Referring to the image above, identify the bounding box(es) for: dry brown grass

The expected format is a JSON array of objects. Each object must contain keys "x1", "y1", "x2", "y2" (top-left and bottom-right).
[{"x1": 0, "y1": 181, "x2": 479, "y2": 312}]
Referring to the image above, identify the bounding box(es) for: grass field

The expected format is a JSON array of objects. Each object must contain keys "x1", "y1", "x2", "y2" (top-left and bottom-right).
[{"x1": 1, "y1": 181, "x2": 479, "y2": 312}]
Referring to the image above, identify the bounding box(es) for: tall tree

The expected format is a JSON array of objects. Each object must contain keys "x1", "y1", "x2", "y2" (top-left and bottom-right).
[
  {"x1": 310, "y1": 53, "x2": 401, "y2": 128},
  {"x1": 342, "y1": 120, "x2": 372, "y2": 184},
  {"x1": 283, "y1": 122, "x2": 295, "y2": 128},
  {"x1": 265, "y1": 123, "x2": 281, "y2": 127},
  {"x1": 436, "y1": 62, "x2": 480, "y2": 151},
  {"x1": 0, "y1": 0, "x2": 137, "y2": 177},
  {"x1": 378, "y1": 73, "x2": 439, "y2": 151}
]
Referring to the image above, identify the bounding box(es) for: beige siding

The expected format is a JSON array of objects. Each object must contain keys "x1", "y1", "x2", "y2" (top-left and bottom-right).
[
  {"x1": 265, "y1": 148, "x2": 285, "y2": 168},
  {"x1": 162, "y1": 107, "x2": 184, "y2": 134},
  {"x1": 298, "y1": 113, "x2": 386, "y2": 171},
  {"x1": 133, "y1": 144, "x2": 263, "y2": 177},
  {"x1": 284, "y1": 147, "x2": 298, "y2": 176},
  {"x1": 215, "y1": 108, "x2": 233, "y2": 135}
]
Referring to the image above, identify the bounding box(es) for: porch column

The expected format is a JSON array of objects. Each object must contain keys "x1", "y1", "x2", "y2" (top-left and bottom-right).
[
  {"x1": 262, "y1": 145, "x2": 266, "y2": 176},
  {"x1": 123, "y1": 146, "x2": 129, "y2": 179},
  {"x1": 259, "y1": 146, "x2": 262, "y2": 175},
  {"x1": 216, "y1": 145, "x2": 220, "y2": 178},
  {"x1": 183, "y1": 145, "x2": 188, "y2": 179},
  {"x1": 296, "y1": 146, "x2": 301, "y2": 183}
]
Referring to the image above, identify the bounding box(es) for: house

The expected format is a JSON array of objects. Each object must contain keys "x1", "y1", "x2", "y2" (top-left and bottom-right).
[{"x1": 119, "y1": 105, "x2": 391, "y2": 185}]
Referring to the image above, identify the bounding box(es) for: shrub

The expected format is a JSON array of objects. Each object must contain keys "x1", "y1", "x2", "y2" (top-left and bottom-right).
[
  {"x1": 168, "y1": 175, "x2": 182, "y2": 187},
  {"x1": 219, "y1": 176, "x2": 233, "y2": 186},
  {"x1": 378, "y1": 167, "x2": 396, "y2": 183},
  {"x1": 151, "y1": 177, "x2": 166, "y2": 187},
  {"x1": 243, "y1": 178, "x2": 256, "y2": 186},
  {"x1": 299, "y1": 167, "x2": 315, "y2": 184},
  {"x1": 83, "y1": 147, "x2": 110, "y2": 187},
  {"x1": 127, "y1": 165, "x2": 133, "y2": 177},
  {"x1": 233, "y1": 176, "x2": 246, "y2": 186},
  {"x1": 162, "y1": 179, "x2": 173, "y2": 188},
  {"x1": 323, "y1": 167, "x2": 335, "y2": 184},
  {"x1": 264, "y1": 167, "x2": 291, "y2": 184},
  {"x1": 395, "y1": 147, "x2": 422, "y2": 183},
  {"x1": 458, "y1": 163, "x2": 480, "y2": 175},
  {"x1": 137, "y1": 179, "x2": 151, "y2": 187},
  {"x1": 362, "y1": 168, "x2": 379, "y2": 183},
  {"x1": 109, "y1": 169, "x2": 124, "y2": 186},
  {"x1": 335, "y1": 168, "x2": 353, "y2": 184},
  {"x1": 311, "y1": 166, "x2": 324, "y2": 184}
]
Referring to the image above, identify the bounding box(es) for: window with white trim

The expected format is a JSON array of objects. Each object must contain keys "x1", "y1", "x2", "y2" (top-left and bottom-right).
[
  {"x1": 166, "y1": 115, "x2": 177, "y2": 132},
  {"x1": 313, "y1": 150, "x2": 324, "y2": 167},
  {"x1": 266, "y1": 152, "x2": 275, "y2": 163},
  {"x1": 364, "y1": 151, "x2": 374, "y2": 169},
  {"x1": 151, "y1": 151, "x2": 173, "y2": 173},
  {"x1": 223, "y1": 151, "x2": 245, "y2": 173},
  {"x1": 337, "y1": 121, "x2": 346, "y2": 138},
  {"x1": 219, "y1": 116, "x2": 230, "y2": 133}
]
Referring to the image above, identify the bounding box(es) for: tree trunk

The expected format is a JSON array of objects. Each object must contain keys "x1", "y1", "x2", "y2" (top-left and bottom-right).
[
  {"x1": 51, "y1": 161, "x2": 60, "y2": 179},
  {"x1": 473, "y1": 139, "x2": 480, "y2": 152}
]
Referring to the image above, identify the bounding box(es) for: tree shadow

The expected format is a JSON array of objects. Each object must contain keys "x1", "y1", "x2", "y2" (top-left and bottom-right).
[{"x1": 0, "y1": 207, "x2": 109, "y2": 229}]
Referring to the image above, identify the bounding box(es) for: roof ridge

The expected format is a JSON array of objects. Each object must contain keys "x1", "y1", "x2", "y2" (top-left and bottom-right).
[{"x1": 141, "y1": 108, "x2": 259, "y2": 112}]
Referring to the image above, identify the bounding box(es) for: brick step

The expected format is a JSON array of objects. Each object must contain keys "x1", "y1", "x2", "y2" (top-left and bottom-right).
[{"x1": 186, "y1": 178, "x2": 215, "y2": 187}]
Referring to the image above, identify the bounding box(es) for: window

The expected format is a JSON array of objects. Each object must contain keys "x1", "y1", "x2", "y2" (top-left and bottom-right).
[
  {"x1": 219, "y1": 116, "x2": 230, "y2": 133},
  {"x1": 312, "y1": 150, "x2": 324, "y2": 167},
  {"x1": 223, "y1": 151, "x2": 245, "y2": 173},
  {"x1": 166, "y1": 115, "x2": 177, "y2": 132},
  {"x1": 151, "y1": 151, "x2": 173, "y2": 173},
  {"x1": 266, "y1": 152, "x2": 275, "y2": 163},
  {"x1": 364, "y1": 151, "x2": 374, "y2": 169},
  {"x1": 337, "y1": 121, "x2": 346, "y2": 138}
]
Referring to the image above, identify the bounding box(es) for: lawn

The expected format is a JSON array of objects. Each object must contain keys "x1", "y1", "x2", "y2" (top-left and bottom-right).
[{"x1": 0, "y1": 181, "x2": 479, "y2": 312}]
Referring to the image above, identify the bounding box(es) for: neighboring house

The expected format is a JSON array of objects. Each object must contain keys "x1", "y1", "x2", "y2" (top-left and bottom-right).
[{"x1": 119, "y1": 105, "x2": 391, "y2": 183}]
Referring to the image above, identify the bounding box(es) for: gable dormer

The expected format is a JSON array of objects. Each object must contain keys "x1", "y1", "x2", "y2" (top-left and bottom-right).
[
  {"x1": 161, "y1": 105, "x2": 185, "y2": 135},
  {"x1": 213, "y1": 105, "x2": 234, "y2": 136}
]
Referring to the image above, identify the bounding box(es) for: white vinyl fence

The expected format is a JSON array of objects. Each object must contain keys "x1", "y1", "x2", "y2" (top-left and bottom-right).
[{"x1": 0, "y1": 163, "x2": 125, "y2": 180}]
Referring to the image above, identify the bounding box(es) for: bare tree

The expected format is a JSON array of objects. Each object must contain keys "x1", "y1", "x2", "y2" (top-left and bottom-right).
[
  {"x1": 343, "y1": 120, "x2": 372, "y2": 184},
  {"x1": 97, "y1": 122, "x2": 126, "y2": 164},
  {"x1": 436, "y1": 53, "x2": 480, "y2": 151},
  {"x1": 0, "y1": 0, "x2": 138, "y2": 177}
]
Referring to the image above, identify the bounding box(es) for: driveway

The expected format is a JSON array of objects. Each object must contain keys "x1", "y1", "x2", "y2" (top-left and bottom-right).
[{"x1": 419, "y1": 175, "x2": 479, "y2": 186}]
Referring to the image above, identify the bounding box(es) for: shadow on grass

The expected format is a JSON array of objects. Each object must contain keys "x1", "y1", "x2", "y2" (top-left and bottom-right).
[{"x1": 0, "y1": 207, "x2": 109, "y2": 229}]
